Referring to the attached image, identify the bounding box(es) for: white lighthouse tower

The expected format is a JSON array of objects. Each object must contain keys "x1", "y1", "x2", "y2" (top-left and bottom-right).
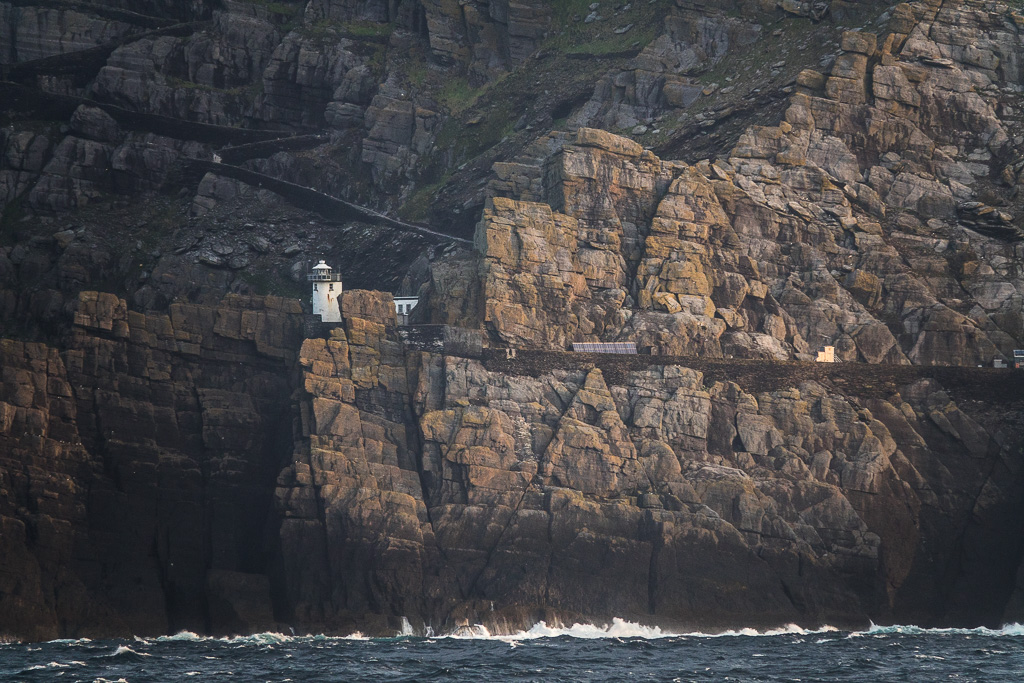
[{"x1": 307, "y1": 259, "x2": 342, "y2": 323}]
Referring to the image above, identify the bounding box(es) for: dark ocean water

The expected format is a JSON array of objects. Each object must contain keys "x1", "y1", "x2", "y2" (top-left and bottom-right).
[{"x1": 2, "y1": 621, "x2": 1023, "y2": 682}]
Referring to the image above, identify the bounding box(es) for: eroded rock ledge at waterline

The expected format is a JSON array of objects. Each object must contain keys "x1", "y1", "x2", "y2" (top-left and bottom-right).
[{"x1": 2, "y1": 290, "x2": 1023, "y2": 640}]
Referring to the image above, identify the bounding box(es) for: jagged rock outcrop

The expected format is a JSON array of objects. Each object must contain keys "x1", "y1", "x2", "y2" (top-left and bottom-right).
[
  {"x1": 91, "y1": 8, "x2": 282, "y2": 126},
  {"x1": 22, "y1": 104, "x2": 209, "y2": 212},
  {"x1": 419, "y1": 0, "x2": 551, "y2": 82},
  {"x1": 274, "y1": 295, "x2": 1024, "y2": 632},
  {"x1": 426, "y1": 1, "x2": 1024, "y2": 368},
  {"x1": 571, "y1": 5, "x2": 763, "y2": 131},
  {"x1": 0, "y1": 339, "x2": 98, "y2": 642}
]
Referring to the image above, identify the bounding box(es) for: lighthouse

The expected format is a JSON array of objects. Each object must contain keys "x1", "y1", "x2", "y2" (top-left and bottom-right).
[{"x1": 307, "y1": 259, "x2": 342, "y2": 323}]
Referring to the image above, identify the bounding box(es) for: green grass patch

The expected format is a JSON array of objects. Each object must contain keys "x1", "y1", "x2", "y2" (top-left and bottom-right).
[
  {"x1": 296, "y1": 19, "x2": 338, "y2": 43},
  {"x1": 296, "y1": 18, "x2": 392, "y2": 44},
  {"x1": 437, "y1": 101, "x2": 515, "y2": 159},
  {"x1": 437, "y1": 77, "x2": 483, "y2": 114},
  {"x1": 341, "y1": 20, "x2": 392, "y2": 39},
  {"x1": 399, "y1": 173, "x2": 451, "y2": 222},
  {"x1": 549, "y1": 0, "x2": 600, "y2": 24},
  {"x1": 263, "y1": 2, "x2": 301, "y2": 17},
  {"x1": 366, "y1": 44, "x2": 387, "y2": 80},
  {"x1": 564, "y1": 31, "x2": 650, "y2": 57},
  {"x1": 405, "y1": 60, "x2": 429, "y2": 88},
  {"x1": 543, "y1": 0, "x2": 668, "y2": 57}
]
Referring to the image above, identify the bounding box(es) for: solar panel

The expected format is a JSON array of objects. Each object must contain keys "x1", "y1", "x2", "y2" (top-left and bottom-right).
[{"x1": 571, "y1": 342, "x2": 638, "y2": 355}]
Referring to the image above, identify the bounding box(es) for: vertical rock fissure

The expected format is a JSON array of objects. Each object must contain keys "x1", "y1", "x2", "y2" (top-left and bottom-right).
[
  {"x1": 461, "y1": 374, "x2": 585, "y2": 604},
  {"x1": 646, "y1": 514, "x2": 662, "y2": 616},
  {"x1": 626, "y1": 168, "x2": 685, "y2": 306},
  {"x1": 407, "y1": 355, "x2": 441, "y2": 550},
  {"x1": 194, "y1": 383, "x2": 215, "y2": 633},
  {"x1": 303, "y1": 401, "x2": 336, "y2": 614}
]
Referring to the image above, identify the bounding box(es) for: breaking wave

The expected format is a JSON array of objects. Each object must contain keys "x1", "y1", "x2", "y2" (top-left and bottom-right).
[
  {"x1": 855, "y1": 622, "x2": 1024, "y2": 638},
  {"x1": 443, "y1": 619, "x2": 845, "y2": 640},
  {"x1": 5, "y1": 621, "x2": 1023, "y2": 681},
  {"x1": 105, "y1": 620, "x2": 1024, "y2": 646}
]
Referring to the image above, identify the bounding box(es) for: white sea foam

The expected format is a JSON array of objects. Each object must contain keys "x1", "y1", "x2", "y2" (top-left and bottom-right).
[
  {"x1": 111, "y1": 645, "x2": 150, "y2": 657},
  {"x1": 503, "y1": 618, "x2": 673, "y2": 640},
  {"x1": 156, "y1": 631, "x2": 204, "y2": 642},
  {"x1": 679, "y1": 624, "x2": 838, "y2": 639},
  {"x1": 436, "y1": 619, "x2": 843, "y2": 641},
  {"x1": 852, "y1": 622, "x2": 1024, "y2": 638},
  {"x1": 156, "y1": 630, "x2": 371, "y2": 645},
  {"x1": 434, "y1": 619, "x2": 1024, "y2": 641},
  {"x1": 24, "y1": 662, "x2": 71, "y2": 671},
  {"x1": 124, "y1": 620, "x2": 1024, "y2": 646}
]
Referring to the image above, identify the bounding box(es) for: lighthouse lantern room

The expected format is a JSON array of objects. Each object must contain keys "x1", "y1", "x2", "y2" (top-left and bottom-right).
[{"x1": 307, "y1": 259, "x2": 342, "y2": 323}]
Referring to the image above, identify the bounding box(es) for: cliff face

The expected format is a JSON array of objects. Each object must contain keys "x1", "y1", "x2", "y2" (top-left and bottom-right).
[
  {"x1": 3, "y1": 0, "x2": 1023, "y2": 311},
  {"x1": 5, "y1": 289, "x2": 1021, "y2": 639},
  {"x1": 424, "y1": 0, "x2": 1024, "y2": 365},
  {"x1": 1, "y1": 291, "x2": 304, "y2": 639},
  {"x1": 283, "y1": 296, "x2": 1024, "y2": 633},
  {"x1": 3, "y1": 0, "x2": 1024, "y2": 641}
]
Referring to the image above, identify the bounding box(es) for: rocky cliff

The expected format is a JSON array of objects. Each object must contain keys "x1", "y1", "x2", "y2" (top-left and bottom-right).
[
  {"x1": 1, "y1": 291, "x2": 304, "y2": 639},
  {"x1": 422, "y1": 0, "x2": 1024, "y2": 365},
  {"x1": 3, "y1": 290, "x2": 1023, "y2": 638},
  {"x1": 3, "y1": 0, "x2": 1024, "y2": 640}
]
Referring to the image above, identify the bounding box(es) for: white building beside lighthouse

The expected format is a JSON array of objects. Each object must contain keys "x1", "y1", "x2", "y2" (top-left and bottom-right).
[
  {"x1": 307, "y1": 260, "x2": 342, "y2": 323},
  {"x1": 394, "y1": 296, "x2": 418, "y2": 325}
]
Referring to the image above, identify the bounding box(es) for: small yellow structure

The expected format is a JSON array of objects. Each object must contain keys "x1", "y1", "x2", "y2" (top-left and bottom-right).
[{"x1": 816, "y1": 345, "x2": 836, "y2": 363}]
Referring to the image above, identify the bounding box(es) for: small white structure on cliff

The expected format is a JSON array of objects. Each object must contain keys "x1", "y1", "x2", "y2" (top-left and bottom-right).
[
  {"x1": 816, "y1": 345, "x2": 836, "y2": 363},
  {"x1": 308, "y1": 260, "x2": 342, "y2": 323},
  {"x1": 394, "y1": 296, "x2": 418, "y2": 325}
]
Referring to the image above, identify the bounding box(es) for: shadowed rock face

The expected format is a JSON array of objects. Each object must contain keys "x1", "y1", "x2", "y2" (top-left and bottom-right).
[
  {"x1": 0, "y1": 291, "x2": 304, "y2": 639},
  {"x1": 3, "y1": 290, "x2": 1022, "y2": 639}
]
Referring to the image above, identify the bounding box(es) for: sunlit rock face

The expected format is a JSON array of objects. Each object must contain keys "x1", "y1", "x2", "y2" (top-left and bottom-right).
[
  {"x1": 427, "y1": 6, "x2": 1024, "y2": 364},
  {"x1": 273, "y1": 296, "x2": 1024, "y2": 634}
]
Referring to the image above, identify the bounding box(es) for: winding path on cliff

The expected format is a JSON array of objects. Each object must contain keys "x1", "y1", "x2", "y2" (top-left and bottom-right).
[
  {"x1": 187, "y1": 159, "x2": 472, "y2": 245},
  {"x1": 2, "y1": 30, "x2": 472, "y2": 247}
]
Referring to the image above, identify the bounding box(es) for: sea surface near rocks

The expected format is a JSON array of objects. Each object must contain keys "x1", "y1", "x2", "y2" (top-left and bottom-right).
[{"x1": 2, "y1": 621, "x2": 1023, "y2": 682}]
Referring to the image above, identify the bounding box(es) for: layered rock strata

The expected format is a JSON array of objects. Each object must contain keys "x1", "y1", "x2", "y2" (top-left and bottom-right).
[
  {"x1": 1, "y1": 291, "x2": 305, "y2": 639},
  {"x1": 3, "y1": 0, "x2": 1024, "y2": 643},
  {"x1": 4, "y1": 291, "x2": 1023, "y2": 639},
  {"x1": 419, "y1": 0, "x2": 1024, "y2": 365},
  {"x1": 426, "y1": 19, "x2": 1024, "y2": 362},
  {"x1": 282, "y1": 296, "x2": 1024, "y2": 631}
]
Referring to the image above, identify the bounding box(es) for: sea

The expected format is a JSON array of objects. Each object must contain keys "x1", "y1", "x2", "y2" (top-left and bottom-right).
[{"x1": 2, "y1": 620, "x2": 1023, "y2": 682}]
